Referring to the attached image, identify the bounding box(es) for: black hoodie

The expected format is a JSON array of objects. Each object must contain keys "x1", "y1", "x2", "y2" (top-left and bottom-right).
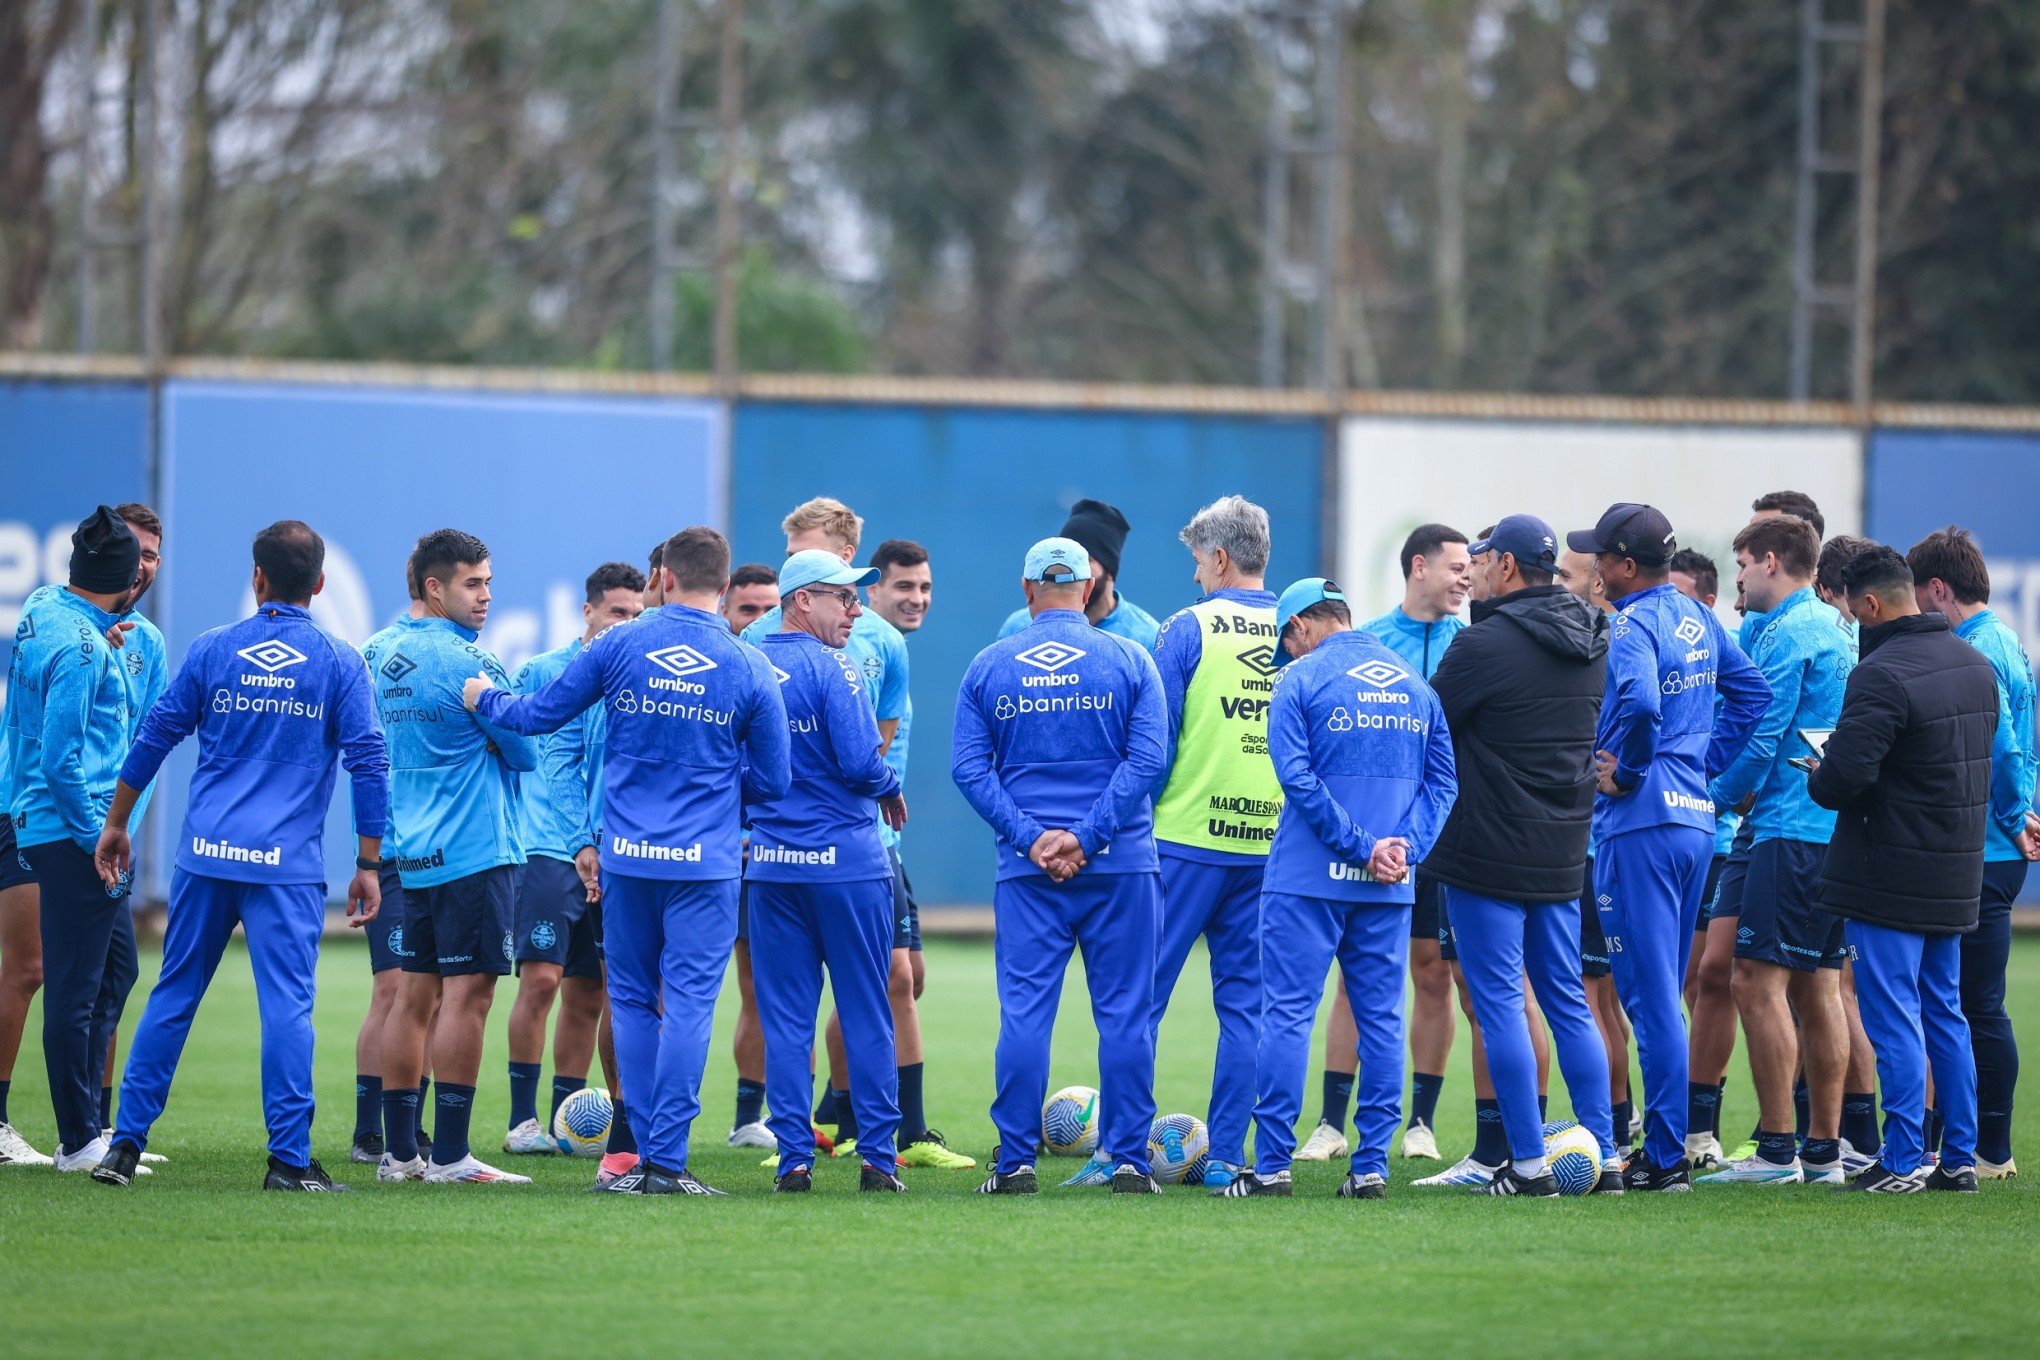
[{"x1": 1422, "y1": 585, "x2": 1609, "y2": 902}]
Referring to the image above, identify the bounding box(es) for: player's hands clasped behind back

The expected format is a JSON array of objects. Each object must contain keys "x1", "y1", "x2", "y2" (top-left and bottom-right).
[
  {"x1": 1366, "y1": 836, "x2": 1409, "y2": 884},
  {"x1": 1030, "y1": 829, "x2": 1087, "y2": 882}
]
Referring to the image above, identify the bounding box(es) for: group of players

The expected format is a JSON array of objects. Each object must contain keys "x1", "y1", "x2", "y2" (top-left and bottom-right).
[{"x1": 0, "y1": 484, "x2": 2025, "y2": 1197}]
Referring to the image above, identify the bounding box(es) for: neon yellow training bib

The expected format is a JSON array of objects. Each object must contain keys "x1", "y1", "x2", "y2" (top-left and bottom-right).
[{"x1": 1153, "y1": 599, "x2": 1284, "y2": 856}]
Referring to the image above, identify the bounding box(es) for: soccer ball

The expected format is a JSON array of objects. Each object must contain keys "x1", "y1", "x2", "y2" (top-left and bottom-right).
[
  {"x1": 552, "y1": 1087, "x2": 613, "y2": 1158},
  {"x1": 1544, "y1": 1120, "x2": 1602, "y2": 1195},
  {"x1": 1147, "y1": 1113, "x2": 1209, "y2": 1185},
  {"x1": 1042, "y1": 1085, "x2": 1101, "y2": 1157}
]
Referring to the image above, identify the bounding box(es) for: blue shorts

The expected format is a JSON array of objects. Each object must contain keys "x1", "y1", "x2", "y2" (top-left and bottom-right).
[
  {"x1": 365, "y1": 867, "x2": 409, "y2": 973},
  {"x1": 400, "y1": 864, "x2": 518, "y2": 977},
  {"x1": 1695, "y1": 853, "x2": 1730, "y2": 926},
  {"x1": 1580, "y1": 857, "x2": 1610, "y2": 977},
  {"x1": 736, "y1": 880, "x2": 752, "y2": 944},
  {"x1": 1707, "y1": 826, "x2": 1756, "y2": 923},
  {"x1": 515, "y1": 854, "x2": 603, "y2": 979},
  {"x1": 0, "y1": 818, "x2": 32, "y2": 893},
  {"x1": 890, "y1": 848, "x2": 922, "y2": 953},
  {"x1": 1735, "y1": 838, "x2": 1845, "y2": 972},
  {"x1": 1412, "y1": 869, "x2": 1446, "y2": 945}
]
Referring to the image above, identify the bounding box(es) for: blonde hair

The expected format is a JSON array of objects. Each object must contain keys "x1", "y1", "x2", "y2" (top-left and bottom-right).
[{"x1": 782, "y1": 497, "x2": 863, "y2": 552}]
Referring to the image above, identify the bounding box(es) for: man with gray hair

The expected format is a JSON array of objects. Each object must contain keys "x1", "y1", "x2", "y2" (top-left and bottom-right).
[{"x1": 1139, "y1": 495, "x2": 1282, "y2": 1188}]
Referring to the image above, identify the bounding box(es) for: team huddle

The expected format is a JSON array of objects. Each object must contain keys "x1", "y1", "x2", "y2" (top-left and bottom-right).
[{"x1": 0, "y1": 487, "x2": 2027, "y2": 1197}]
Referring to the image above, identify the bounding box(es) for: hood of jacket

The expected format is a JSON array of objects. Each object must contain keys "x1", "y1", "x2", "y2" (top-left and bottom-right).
[{"x1": 1473, "y1": 585, "x2": 1608, "y2": 666}]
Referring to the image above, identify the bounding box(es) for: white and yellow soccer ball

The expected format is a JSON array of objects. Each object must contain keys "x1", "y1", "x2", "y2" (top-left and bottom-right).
[
  {"x1": 1543, "y1": 1119, "x2": 1602, "y2": 1195},
  {"x1": 552, "y1": 1087, "x2": 614, "y2": 1158},
  {"x1": 1042, "y1": 1085, "x2": 1101, "y2": 1157},
  {"x1": 1147, "y1": 1113, "x2": 1210, "y2": 1185}
]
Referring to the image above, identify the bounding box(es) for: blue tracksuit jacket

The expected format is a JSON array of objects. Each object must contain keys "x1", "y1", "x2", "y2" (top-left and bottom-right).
[
  {"x1": 477, "y1": 603, "x2": 788, "y2": 879},
  {"x1": 952, "y1": 608, "x2": 1168, "y2": 877},
  {"x1": 1360, "y1": 606, "x2": 1467, "y2": 681},
  {"x1": 1954, "y1": 608, "x2": 2040, "y2": 860},
  {"x1": 1262, "y1": 630, "x2": 1458, "y2": 902},
  {"x1": 5, "y1": 586, "x2": 133, "y2": 851},
  {"x1": 361, "y1": 614, "x2": 537, "y2": 888},
  {"x1": 1708, "y1": 587, "x2": 1854, "y2": 845}
]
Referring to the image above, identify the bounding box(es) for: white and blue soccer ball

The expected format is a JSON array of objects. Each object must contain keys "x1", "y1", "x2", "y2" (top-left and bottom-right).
[
  {"x1": 552, "y1": 1087, "x2": 613, "y2": 1158},
  {"x1": 1042, "y1": 1085, "x2": 1101, "y2": 1158},
  {"x1": 1544, "y1": 1120, "x2": 1602, "y2": 1195},
  {"x1": 1147, "y1": 1113, "x2": 1209, "y2": 1185}
]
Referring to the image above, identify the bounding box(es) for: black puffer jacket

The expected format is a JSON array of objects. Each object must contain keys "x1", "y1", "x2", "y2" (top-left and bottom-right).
[
  {"x1": 1810, "y1": 612, "x2": 1998, "y2": 934},
  {"x1": 1422, "y1": 585, "x2": 1608, "y2": 902}
]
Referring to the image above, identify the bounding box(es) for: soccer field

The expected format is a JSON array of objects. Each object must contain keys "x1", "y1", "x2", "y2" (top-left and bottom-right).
[{"x1": 3, "y1": 936, "x2": 2036, "y2": 1359}]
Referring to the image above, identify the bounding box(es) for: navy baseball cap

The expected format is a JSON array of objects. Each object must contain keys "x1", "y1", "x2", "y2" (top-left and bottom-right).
[
  {"x1": 1470, "y1": 514, "x2": 1560, "y2": 573},
  {"x1": 1273, "y1": 577, "x2": 1347, "y2": 667},
  {"x1": 1566, "y1": 503, "x2": 1677, "y2": 566}
]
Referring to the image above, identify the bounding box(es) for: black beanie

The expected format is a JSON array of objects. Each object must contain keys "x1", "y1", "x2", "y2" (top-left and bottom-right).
[
  {"x1": 69, "y1": 505, "x2": 141, "y2": 595},
  {"x1": 1059, "y1": 499, "x2": 1131, "y2": 580}
]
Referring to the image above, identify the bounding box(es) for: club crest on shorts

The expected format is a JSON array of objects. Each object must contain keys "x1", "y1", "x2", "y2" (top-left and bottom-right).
[
  {"x1": 503, "y1": 931, "x2": 516, "y2": 961},
  {"x1": 530, "y1": 920, "x2": 558, "y2": 951}
]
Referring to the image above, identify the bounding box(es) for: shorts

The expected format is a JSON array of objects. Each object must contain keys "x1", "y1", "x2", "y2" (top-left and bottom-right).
[
  {"x1": 0, "y1": 818, "x2": 33, "y2": 892},
  {"x1": 1734, "y1": 838, "x2": 1845, "y2": 972},
  {"x1": 1580, "y1": 857, "x2": 1610, "y2": 977},
  {"x1": 890, "y1": 847, "x2": 922, "y2": 953},
  {"x1": 515, "y1": 854, "x2": 603, "y2": 980},
  {"x1": 365, "y1": 867, "x2": 409, "y2": 973},
  {"x1": 400, "y1": 863, "x2": 518, "y2": 977},
  {"x1": 1411, "y1": 868, "x2": 1445, "y2": 943},
  {"x1": 736, "y1": 880, "x2": 751, "y2": 945},
  {"x1": 1708, "y1": 823, "x2": 1756, "y2": 922},
  {"x1": 1695, "y1": 853, "x2": 1730, "y2": 926}
]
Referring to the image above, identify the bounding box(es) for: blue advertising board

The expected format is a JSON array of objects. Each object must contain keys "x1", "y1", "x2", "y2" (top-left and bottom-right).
[
  {"x1": 151, "y1": 381, "x2": 725, "y2": 895},
  {"x1": 733, "y1": 401, "x2": 1326, "y2": 907}
]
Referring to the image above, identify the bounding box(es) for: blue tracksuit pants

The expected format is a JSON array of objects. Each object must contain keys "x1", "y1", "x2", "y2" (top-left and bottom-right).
[
  {"x1": 1849, "y1": 919, "x2": 1976, "y2": 1175},
  {"x1": 992, "y1": 873, "x2": 1160, "y2": 1176},
  {"x1": 600, "y1": 872, "x2": 736, "y2": 1174},
  {"x1": 1598, "y1": 823, "x2": 1709, "y2": 1171},
  {"x1": 1252, "y1": 892, "x2": 1409, "y2": 1179},
  {"x1": 23, "y1": 840, "x2": 140, "y2": 1152},
  {"x1": 1448, "y1": 888, "x2": 1617, "y2": 1161},
  {"x1": 115, "y1": 870, "x2": 324, "y2": 1165},
  {"x1": 1151, "y1": 854, "x2": 1263, "y2": 1166},
  {"x1": 750, "y1": 878, "x2": 899, "y2": 1175}
]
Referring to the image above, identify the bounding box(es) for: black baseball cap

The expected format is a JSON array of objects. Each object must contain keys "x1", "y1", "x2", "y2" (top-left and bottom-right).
[
  {"x1": 1470, "y1": 514, "x2": 1559, "y2": 574},
  {"x1": 1566, "y1": 503, "x2": 1676, "y2": 566}
]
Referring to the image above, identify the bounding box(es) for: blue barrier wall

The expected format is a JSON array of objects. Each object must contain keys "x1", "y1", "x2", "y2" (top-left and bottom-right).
[
  {"x1": 1, "y1": 381, "x2": 152, "y2": 681},
  {"x1": 153, "y1": 381, "x2": 725, "y2": 894},
  {"x1": 733, "y1": 402, "x2": 1326, "y2": 906},
  {"x1": 1866, "y1": 430, "x2": 2040, "y2": 655}
]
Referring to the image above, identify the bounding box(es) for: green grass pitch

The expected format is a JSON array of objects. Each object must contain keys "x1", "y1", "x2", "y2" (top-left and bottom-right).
[{"x1": 3, "y1": 935, "x2": 2036, "y2": 1358}]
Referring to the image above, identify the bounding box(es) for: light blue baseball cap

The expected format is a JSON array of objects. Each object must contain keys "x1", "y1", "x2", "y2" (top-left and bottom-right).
[
  {"x1": 1273, "y1": 577, "x2": 1347, "y2": 667},
  {"x1": 779, "y1": 549, "x2": 879, "y2": 596},
  {"x1": 1023, "y1": 536, "x2": 1094, "y2": 583}
]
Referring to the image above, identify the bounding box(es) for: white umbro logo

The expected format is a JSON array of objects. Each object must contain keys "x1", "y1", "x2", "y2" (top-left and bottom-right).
[
  {"x1": 645, "y1": 645, "x2": 718, "y2": 679},
  {"x1": 1015, "y1": 641, "x2": 1087, "y2": 673},
  {"x1": 1346, "y1": 660, "x2": 1404, "y2": 688},
  {"x1": 771, "y1": 664, "x2": 791, "y2": 684},
  {"x1": 1673, "y1": 617, "x2": 1705, "y2": 646},
  {"x1": 236, "y1": 641, "x2": 307, "y2": 673}
]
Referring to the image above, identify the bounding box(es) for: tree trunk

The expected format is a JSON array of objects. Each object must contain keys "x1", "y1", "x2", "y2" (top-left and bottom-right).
[{"x1": 0, "y1": 1, "x2": 79, "y2": 350}]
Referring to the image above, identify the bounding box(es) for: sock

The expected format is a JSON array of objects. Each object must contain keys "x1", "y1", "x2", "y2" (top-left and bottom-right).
[
  {"x1": 354, "y1": 1075, "x2": 383, "y2": 1140},
  {"x1": 1537, "y1": 1094, "x2": 1549, "y2": 1121},
  {"x1": 1612, "y1": 1099, "x2": 1634, "y2": 1148},
  {"x1": 1713, "y1": 1079, "x2": 1727, "y2": 1137},
  {"x1": 99, "y1": 1085, "x2": 112, "y2": 1129},
  {"x1": 606, "y1": 1098, "x2": 637, "y2": 1156},
  {"x1": 383, "y1": 1086, "x2": 421, "y2": 1162},
  {"x1": 896, "y1": 1063, "x2": 927, "y2": 1146},
  {"x1": 1322, "y1": 1070, "x2": 1357, "y2": 1130},
  {"x1": 734, "y1": 1078, "x2": 766, "y2": 1131},
  {"x1": 0, "y1": 1077, "x2": 10, "y2": 1125},
  {"x1": 1923, "y1": 1106, "x2": 1944, "y2": 1154},
  {"x1": 1841, "y1": 1091, "x2": 1878, "y2": 1151},
  {"x1": 507, "y1": 1061, "x2": 541, "y2": 1129},
  {"x1": 550, "y1": 1074, "x2": 586, "y2": 1128},
  {"x1": 1687, "y1": 1081, "x2": 1720, "y2": 1140},
  {"x1": 1472, "y1": 1099, "x2": 1508, "y2": 1166},
  {"x1": 831, "y1": 1088, "x2": 858, "y2": 1144},
  {"x1": 1513, "y1": 1155, "x2": 1548, "y2": 1180},
  {"x1": 1793, "y1": 1076, "x2": 1810, "y2": 1142},
  {"x1": 1802, "y1": 1137, "x2": 1840, "y2": 1166},
  {"x1": 813, "y1": 1087, "x2": 839, "y2": 1126},
  {"x1": 1409, "y1": 1071, "x2": 1443, "y2": 1129},
  {"x1": 1756, "y1": 1129, "x2": 1797, "y2": 1165},
  {"x1": 416, "y1": 1079, "x2": 433, "y2": 1147},
  {"x1": 433, "y1": 1082, "x2": 476, "y2": 1164}
]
